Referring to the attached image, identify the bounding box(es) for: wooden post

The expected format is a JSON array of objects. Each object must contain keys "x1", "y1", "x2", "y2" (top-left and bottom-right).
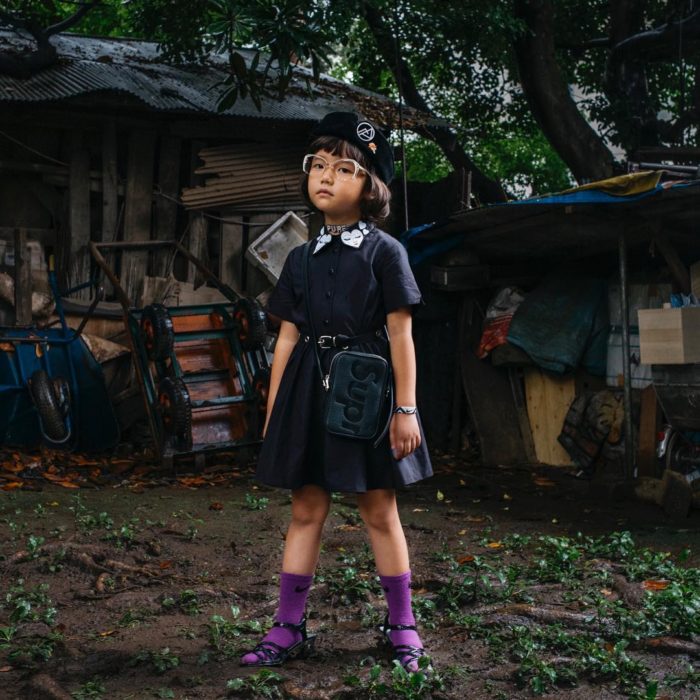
[
  {"x1": 101, "y1": 120, "x2": 118, "y2": 296},
  {"x1": 637, "y1": 385, "x2": 660, "y2": 478},
  {"x1": 186, "y1": 140, "x2": 206, "y2": 286},
  {"x1": 154, "y1": 134, "x2": 182, "y2": 277},
  {"x1": 68, "y1": 131, "x2": 91, "y2": 299},
  {"x1": 123, "y1": 130, "x2": 156, "y2": 304},
  {"x1": 654, "y1": 236, "x2": 691, "y2": 294},
  {"x1": 14, "y1": 227, "x2": 32, "y2": 325}
]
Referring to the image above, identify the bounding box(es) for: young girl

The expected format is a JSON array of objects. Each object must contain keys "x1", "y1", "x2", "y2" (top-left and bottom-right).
[{"x1": 241, "y1": 112, "x2": 433, "y2": 671}]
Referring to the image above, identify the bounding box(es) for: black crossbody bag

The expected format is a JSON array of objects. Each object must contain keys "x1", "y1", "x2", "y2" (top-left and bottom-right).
[{"x1": 302, "y1": 241, "x2": 393, "y2": 446}]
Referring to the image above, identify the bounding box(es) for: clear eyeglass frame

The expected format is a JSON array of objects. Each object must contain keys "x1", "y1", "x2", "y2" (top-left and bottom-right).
[{"x1": 302, "y1": 154, "x2": 369, "y2": 181}]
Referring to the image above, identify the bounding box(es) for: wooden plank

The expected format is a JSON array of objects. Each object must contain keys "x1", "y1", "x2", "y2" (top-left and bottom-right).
[
  {"x1": 154, "y1": 134, "x2": 182, "y2": 277},
  {"x1": 637, "y1": 385, "x2": 660, "y2": 478},
  {"x1": 458, "y1": 297, "x2": 527, "y2": 466},
  {"x1": 123, "y1": 130, "x2": 156, "y2": 305},
  {"x1": 14, "y1": 228, "x2": 31, "y2": 325},
  {"x1": 509, "y1": 367, "x2": 538, "y2": 463},
  {"x1": 101, "y1": 120, "x2": 119, "y2": 243},
  {"x1": 523, "y1": 367, "x2": 575, "y2": 466},
  {"x1": 68, "y1": 131, "x2": 91, "y2": 299},
  {"x1": 187, "y1": 212, "x2": 209, "y2": 286}
]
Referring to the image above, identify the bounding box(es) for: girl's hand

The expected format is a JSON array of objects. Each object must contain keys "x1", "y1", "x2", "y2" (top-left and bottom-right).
[{"x1": 390, "y1": 413, "x2": 421, "y2": 460}]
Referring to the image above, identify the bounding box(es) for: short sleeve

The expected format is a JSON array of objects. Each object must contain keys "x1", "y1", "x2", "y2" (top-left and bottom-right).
[
  {"x1": 266, "y1": 248, "x2": 298, "y2": 322},
  {"x1": 380, "y1": 239, "x2": 423, "y2": 314}
]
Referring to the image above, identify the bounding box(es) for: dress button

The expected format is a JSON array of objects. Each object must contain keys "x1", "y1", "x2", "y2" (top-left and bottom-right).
[
  {"x1": 323, "y1": 319, "x2": 330, "y2": 325},
  {"x1": 329, "y1": 267, "x2": 335, "y2": 275},
  {"x1": 325, "y1": 291, "x2": 332, "y2": 298}
]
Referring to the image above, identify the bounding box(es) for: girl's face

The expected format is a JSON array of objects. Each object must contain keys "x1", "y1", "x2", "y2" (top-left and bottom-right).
[{"x1": 306, "y1": 149, "x2": 367, "y2": 225}]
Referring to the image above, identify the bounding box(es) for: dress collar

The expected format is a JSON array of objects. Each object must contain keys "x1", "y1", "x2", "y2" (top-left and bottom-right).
[{"x1": 312, "y1": 220, "x2": 374, "y2": 255}]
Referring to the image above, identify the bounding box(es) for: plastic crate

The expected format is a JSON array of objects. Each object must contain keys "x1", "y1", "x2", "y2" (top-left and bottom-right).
[{"x1": 245, "y1": 211, "x2": 308, "y2": 285}]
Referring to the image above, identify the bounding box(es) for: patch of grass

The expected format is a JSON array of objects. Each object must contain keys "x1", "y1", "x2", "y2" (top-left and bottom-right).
[
  {"x1": 226, "y1": 669, "x2": 283, "y2": 698},
  {"x1": 161, "y1": 589, "x2": 202, "y2": 616},
  {"x1": 69, "y1": 496, "x2": 114, "y2": 533},
  {"x1": 344, "y1": 657, "x2": 442, "y2": 699},
  {"x1": 71, "y1": 677, "x2": 106, "y2": 699},
  {"x1": 101, "y1": 519, "x2": 140, "y2": 549}
]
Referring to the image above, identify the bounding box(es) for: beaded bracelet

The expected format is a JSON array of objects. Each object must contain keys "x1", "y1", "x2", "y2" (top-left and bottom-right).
[{"x1": 393, "y1": 406, "x2": 418, "y2": 415}]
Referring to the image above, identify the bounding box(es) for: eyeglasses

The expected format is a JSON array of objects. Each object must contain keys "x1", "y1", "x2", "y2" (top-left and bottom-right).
[{"x1": 302, "y1": 154, "x2": 368, "y2": 181}]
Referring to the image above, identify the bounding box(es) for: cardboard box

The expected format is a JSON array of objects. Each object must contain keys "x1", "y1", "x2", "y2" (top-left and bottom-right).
[{"x1": 638, "y1": 307, "x2": 700, "y2": 364}]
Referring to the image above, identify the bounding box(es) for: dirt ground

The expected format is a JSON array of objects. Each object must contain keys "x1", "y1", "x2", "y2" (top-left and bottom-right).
[{"x1": 1, "y1": 448, "x2": 699, "y2": 700}]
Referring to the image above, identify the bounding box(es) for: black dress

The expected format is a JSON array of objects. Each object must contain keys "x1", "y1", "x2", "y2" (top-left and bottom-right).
[{"x1": 255, "y1": 222, "x2": 433, "y2": 493}]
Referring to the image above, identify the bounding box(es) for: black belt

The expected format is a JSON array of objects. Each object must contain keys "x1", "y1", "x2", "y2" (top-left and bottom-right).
[{"x1": 302, "y1": 329, "x2": 384, "y2": 349}]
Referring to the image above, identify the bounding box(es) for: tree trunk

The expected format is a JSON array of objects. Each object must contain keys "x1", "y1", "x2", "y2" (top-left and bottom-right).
[
  {"x1": 360, "y1": 2, "x2": 507, "y2": 204},
  {"x1": 512, "y1": 0, "x2": 615, "y2": 183}
]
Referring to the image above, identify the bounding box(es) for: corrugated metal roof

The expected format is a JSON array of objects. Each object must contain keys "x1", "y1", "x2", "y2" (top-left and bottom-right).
[{"x1": 0, "y1": 31, "x2": 444, "y2": 129}]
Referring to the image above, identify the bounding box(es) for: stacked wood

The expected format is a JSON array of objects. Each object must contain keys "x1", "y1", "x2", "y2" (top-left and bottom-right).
[{"x1": 181, "y1": 143, "x2": 305, "y2": 210}]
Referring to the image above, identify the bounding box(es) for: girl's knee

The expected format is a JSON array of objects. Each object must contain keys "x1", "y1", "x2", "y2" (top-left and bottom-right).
[
  {"x1": 291, "y1": 486, "x2": 330, "y2": 526},
  {"x1": 358, "y1": 493, "x2": 400, "y2": 533}
]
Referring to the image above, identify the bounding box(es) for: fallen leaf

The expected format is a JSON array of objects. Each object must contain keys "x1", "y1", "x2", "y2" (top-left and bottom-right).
[
  {"x1": 336, "y1": 524, "x2": 361, "y2": 532},
  {"x1": 458, "y1": 479, "x2": 466, "y2": 486},
  {"x1": 159, "y1": 560, "x2": 173, "y2": 570},
  {"x1": 458, "y1": 529, "x2": 467, "y2": 535},
  {"x1": 2, "y1": 482, "x2": 23, "y2": 491},
  {"x1": 209, "y1": 502, "x2": 224, "y2": 511},
  {"x1": 533, "y1": 477, "x2": 555, "y2": 487},
  {"x1": 486, "y1": 542, "x2": 503, "y2": 549},
  {"x1": 98, "y1": 630, "x2": 116, "y2": 637},
  {"x1": 502, "y1": 493, "x2": 512, "y2": 501},
  {"x1": 0, "y1": 665, "x2": 13, "y2": 672},
  {"x1": 56, "y1": 480, "x2": 80, "y2": 489},
  {"x1": 466, "y1": 515, "x2": 486, "y2": 523},
  {"x1": 600, "y1": 588, "x2": 613, "y2": 596},
  {"x1": 48, "y1": 501, "x2": 60, "y2": 507},
  {"x1": 642, "y1": 580, "x2": 669, "y2": 591},
  {"x1": 0, "y1": 342, "x2": 15, "y2": 352},
  {"x1": 436, "y1": 490, "x2": 445, "y2": 502},
  {"x1": 412, "y1": 508, "x2": 428, "y2": 512},
  {"x1": 1, "y1": 462, "x2": 23, "y2": 474},
  {"x1": 457, "y1": 555, "x2": 475, "y2": 565}
]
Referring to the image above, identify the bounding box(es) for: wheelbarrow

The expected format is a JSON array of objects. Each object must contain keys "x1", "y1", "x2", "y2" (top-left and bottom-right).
[
  {"x1": 0, "y1": 258, "x2": 121, "y2": 452},
  {"x1": 89, "y1": 240, "x2": 271, "y2": 466}
]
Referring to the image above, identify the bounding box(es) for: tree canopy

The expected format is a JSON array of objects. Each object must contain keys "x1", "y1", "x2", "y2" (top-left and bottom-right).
[{"x1": 1, "y1": 1, "x2": 698, "y2": 199}]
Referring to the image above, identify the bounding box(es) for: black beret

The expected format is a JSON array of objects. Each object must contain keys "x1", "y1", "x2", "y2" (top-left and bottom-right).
[{"x1": 310, "y1": 112, "x2": 394, "y2": 185}]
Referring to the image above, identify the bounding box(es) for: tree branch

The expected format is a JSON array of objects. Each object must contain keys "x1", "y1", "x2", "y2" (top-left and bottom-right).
[
  {"x1": 512, "y1": 0, "x2": 614, "y2": 183},
  {"x1": 46, "y1": 1, "x2": 101, "y2": 37},
  {"x1": 360, "y1": 1, "x2": 507, "y2": 204},
  {"x1": 610, "y1": 9, "x2": 700, "y2": 61}
]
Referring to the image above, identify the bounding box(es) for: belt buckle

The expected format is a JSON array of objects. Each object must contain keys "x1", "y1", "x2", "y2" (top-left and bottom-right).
[{"x1": 317, "y1": 335, "x2": 333, "y2": 349}]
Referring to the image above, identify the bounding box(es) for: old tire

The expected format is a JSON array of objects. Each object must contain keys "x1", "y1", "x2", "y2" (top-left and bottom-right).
[
  {"x1": 29, "y1": 370, "x2": 69, "y2": 442},
  {"x1": 141, "y1": 304, "x2": 174, "y2": 361},
  {"x1": 158, "y1": 377, "x2": 192, "y2": 451},
  {"x1": 234, "y1": 297, "x2": 267, "y2": 350}
]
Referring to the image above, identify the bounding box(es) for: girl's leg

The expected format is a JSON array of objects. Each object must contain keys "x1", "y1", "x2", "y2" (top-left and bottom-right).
[
  {"x1": 241, "y1": 484, "x2": 330, "y2": 665},
  {"x1": 357, "y1": 489, "x2": 426, "y2": 671}
]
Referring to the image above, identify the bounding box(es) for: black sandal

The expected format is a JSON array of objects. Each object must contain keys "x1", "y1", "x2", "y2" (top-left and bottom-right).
[
  {"x1": 378, "y1": 614, "x2": 431, "y2": 672},
  {"x1": 240, "y1": 616, "x2": 316, "y2": 667}
]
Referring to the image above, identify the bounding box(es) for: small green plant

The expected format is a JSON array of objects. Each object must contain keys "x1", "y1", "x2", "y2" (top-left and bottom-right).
[
  {"x1": 69, "y1": 496, "x2": 114, "y2": 533},
  {"x1": 226, "y1": 669, "x2": 283, "y2": 698},
  {"x1": 71, "y1": 677, "x2": 106, "y2": 699},
  {"x1": 131, "y1": 647, "x2": 180, "y2": 674},
  {"x1": 321, "y1": 566, "x2": 378, "y2": 605},
  {"x1": 244, "y1": 492, "x2": 269, "y2": 511},
  {"x1": 344, "y1": 658, "x2": 442, "y2": 699},
  {"x1": 25, "y1": 534, "x2": 45, "y2": 559},
  {"x1": 102, "y1": 519, "x2": 139, "y2": 548},
  {"x1": 208, "y1": 606, "x2": 264, "y2": 659},
  {"x1": 118, "y1": 608, "x2": 153, "y2": 628}
]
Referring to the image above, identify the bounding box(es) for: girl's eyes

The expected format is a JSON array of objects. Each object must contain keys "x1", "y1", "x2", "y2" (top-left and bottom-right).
[
  {"x1": 336, "y1": 165, "x2": 353, "y2": 175},
  {"x1": 311, "y1": 162, "x2": 325, "y2": 170}
]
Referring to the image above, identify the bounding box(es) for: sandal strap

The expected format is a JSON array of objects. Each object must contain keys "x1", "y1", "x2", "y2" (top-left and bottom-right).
[
  {"x1": 250, "y1": 640, "x2": 286, "y2": 660},
  {"x1": 272, "y1": 616, "x2": 307, "y2": 638},
  {"x1": 393, "y1": 644, "x2": 425, "y2": 659},
  {"x1": 381, "y1": 614, "x2": 417, "y2": 632}
]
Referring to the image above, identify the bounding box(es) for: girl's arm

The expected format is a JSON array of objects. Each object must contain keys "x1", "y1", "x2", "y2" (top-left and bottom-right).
[
  {"x1": 386, "y1": 307, "x2": 421, "y2": 459},
  {"x1": 263, "y1": 320, "x2": 300, "y2": 437}
]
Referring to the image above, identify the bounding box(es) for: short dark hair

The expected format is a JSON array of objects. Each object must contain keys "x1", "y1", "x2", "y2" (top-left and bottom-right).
[{"x1": 301, "y1": 135, "x2": 391, "y2": 224}]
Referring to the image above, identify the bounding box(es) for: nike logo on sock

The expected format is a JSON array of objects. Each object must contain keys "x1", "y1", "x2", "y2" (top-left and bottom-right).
[{"x1": 294, "y1": 585, "x2": 310, "y2": 593}]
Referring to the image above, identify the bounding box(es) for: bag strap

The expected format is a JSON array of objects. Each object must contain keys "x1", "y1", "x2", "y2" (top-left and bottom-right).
[{"x1": 302, "y1": 241, "x2": 326, "y2": 387}]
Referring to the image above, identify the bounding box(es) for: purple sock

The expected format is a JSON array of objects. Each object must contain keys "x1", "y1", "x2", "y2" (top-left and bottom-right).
[
  {"x1": 241, "y1": 572, "x2": 312, "y2": 664},
  {"x1": 380, "y1": 571, "x2": 424, "y2": 670}
]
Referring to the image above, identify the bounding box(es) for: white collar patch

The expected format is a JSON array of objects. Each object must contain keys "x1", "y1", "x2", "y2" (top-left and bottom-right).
[{"x1": 313, "y1": 221, "x2": 373, "y2": 254}]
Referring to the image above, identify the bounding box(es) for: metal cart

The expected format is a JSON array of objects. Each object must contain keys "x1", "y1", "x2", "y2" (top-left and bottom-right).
[
  {"x1": 89, "y1": 240, "x2": 271, "y2": 466},
  {"x1": 0, "y1": 258, "x2": 120, "y2": 451}
]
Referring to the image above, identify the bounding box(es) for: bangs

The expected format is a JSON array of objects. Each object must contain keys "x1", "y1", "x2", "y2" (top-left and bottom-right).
[{"x1": 309, "y1": 136, "x2": 371, "y2": 170}]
